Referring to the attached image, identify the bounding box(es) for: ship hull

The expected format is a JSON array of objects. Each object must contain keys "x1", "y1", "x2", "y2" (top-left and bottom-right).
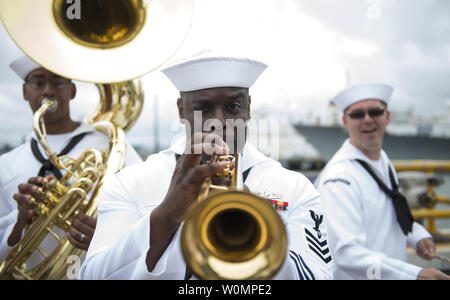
[{"x1": 294, "y1": 124, "x2": 450, "y2": 161}]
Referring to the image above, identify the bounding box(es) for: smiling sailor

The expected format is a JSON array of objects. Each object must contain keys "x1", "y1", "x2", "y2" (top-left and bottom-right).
[
  {"x1": 315, "y1": 83, "x2": 450, "y2": 280},
  {"x1": 80, "y1": 56, "x2": 333, "y2": 280}
]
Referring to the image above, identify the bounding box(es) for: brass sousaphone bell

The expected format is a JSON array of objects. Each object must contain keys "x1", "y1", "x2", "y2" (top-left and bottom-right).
[{"x1": 0, "y1": 0, "x2": 194, "y2": 279}]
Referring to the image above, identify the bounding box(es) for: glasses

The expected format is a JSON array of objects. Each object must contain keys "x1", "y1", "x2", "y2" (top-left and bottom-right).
[
  {"x1": 25, "y1": 78, "x2": 71, "y2": 90},
  {"x1": 346, "y1": 108, "x2": 386, "y2": 120}
]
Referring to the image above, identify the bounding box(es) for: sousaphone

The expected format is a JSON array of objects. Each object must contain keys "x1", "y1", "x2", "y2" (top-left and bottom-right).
[{"x1": 0, "y1": 0, "x2": 194, "y2": 279}]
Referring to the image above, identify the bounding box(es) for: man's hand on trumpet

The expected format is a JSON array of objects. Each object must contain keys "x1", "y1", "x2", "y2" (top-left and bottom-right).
[{"x1": 146, "y1": 133, "x2": 229, "y2": 272}]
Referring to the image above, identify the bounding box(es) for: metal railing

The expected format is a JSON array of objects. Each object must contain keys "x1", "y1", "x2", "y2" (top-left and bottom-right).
[{"x1": 393, "y1": 160, "x2": 450, "y2": 234}]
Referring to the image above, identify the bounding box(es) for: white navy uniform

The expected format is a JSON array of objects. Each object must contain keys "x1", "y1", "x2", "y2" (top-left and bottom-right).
[
  {"x1": 0, "y1": 121, "x2": 143, "y2": 265},
  {"x1": 315, "y1": 139, "x2": 431, "y2": 280},
  {"x1": 80, "y1": 137, "x2": 334, "y2": 280}
]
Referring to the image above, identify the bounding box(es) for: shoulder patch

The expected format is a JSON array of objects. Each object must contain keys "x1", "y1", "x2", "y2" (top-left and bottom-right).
[
  {"x1": 323, "y1": 178, "x2": 351, "y2": 186},
  {"x1": 304, "y1": 228, "x2": 332, "y2": 263},
  {"x1": 305, "y1": 210, "x2": 332, "y2": 264}
]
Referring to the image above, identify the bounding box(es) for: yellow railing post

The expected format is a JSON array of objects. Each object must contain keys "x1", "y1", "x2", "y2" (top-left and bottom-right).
[{"x1": 393, "y1": 160, "x2": 450, "y2": 235}]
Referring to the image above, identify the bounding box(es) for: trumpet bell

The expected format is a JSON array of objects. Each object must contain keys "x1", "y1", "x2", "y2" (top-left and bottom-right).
[
  {"x1": 0, "y1": 0, "x2": 194, "y2": 83},
  {"x1": 181, "y1": 190, "x2": 287, "y2": 280}
]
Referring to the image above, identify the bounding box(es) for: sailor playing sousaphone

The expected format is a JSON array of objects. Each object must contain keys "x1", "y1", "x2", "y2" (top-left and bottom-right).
[
  {"x1": 0, "y1": 0, "x2": 194, "y2": 279},
  {"x1": 80, "y1": 56, "x2": 334, "y2": 280},
  {"x1": 0, "y1": 56, "x2": 142, "y2": 277}
]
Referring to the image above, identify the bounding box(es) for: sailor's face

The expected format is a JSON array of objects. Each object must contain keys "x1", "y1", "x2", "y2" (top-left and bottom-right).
[
  {"x1": 22, "y1": 68, "x2": 76, "y2": 124},
  {"x1": 343, "y1": 99, "x2": 390, "y2": 155},
  {"x1": 178, "y1": 87, "x2": 251, "y2": 154}
]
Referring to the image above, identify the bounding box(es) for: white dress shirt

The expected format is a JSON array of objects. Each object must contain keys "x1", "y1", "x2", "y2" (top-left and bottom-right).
[
  {"x1": 80, "y1": 137, "x2": 334, "y2": 280},
  {"x1": 315, "y1": 139, "x2": 431, "y2": 280}
]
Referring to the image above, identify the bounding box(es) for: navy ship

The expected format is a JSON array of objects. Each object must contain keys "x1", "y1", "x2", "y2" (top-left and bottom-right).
[
  {"x1": 293, "y1": 124, "x2": 450, "y2": 161},
  {"x1": 292, "y1": 100, "x2": 450, "y2": 161}
]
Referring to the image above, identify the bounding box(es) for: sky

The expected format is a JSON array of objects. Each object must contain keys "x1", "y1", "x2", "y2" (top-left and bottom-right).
[{"x1": 0, "y1": 0, "x2": 449, "y2": 150}]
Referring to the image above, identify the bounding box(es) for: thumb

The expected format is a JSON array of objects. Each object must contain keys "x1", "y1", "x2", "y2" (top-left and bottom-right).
[{"x1": 46, "y1": 175, "x2": 56, "y2": 182}]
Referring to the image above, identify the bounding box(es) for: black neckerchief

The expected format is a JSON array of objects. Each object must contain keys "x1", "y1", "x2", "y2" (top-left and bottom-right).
[
  {"x1": 30, "y1": 132, "x2": 90, "y2": 180},
  {"x1": 355, "y1": 159, "x2": 414, "y2": 235}
]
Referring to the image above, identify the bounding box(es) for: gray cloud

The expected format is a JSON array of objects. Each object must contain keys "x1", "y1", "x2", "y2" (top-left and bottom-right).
[
  {"x1": 296, "y1": 0, "x2": 450, "y2": 114},
  {"x1": 1, "y1": 0, "x2": 449, "y2": 149}
]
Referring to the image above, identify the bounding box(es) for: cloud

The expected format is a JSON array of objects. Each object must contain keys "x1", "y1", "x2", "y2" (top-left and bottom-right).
[
  {"x1": 0, "y1": 83, "x2": 32, "y2": 145},
  {"x1": 296, "y1": 0, "x2": 450, "y2": 115},
  {"x1": 0, "y1": 0, "x2": 449, "y2": 150}
]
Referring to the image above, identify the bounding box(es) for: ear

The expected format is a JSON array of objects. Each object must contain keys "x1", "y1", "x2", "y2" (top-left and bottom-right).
[
  {"x1": 386, "y1": 109, "x2": 390, "y2": 123},
  {"x1": 342, "y1": 114, "x2": 348, "y2": 129},
  {"x1": 22, "y1": 83, "x2": 28, "y2": 101},
  {"x1": 69, "y1": 82, "x2": 76, "y2": 100},
  {"x1": 177, "y1": 97, "x2": 184, "y2": 120},
  {"x1": 247, "y1": 95, "x2": 252, "y2": 120}
]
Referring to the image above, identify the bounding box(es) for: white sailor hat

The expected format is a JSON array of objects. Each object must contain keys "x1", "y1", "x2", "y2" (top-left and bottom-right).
[
  {"x1": 333, "y1": 83, "x2": 394, "y2": 111},
  {"x1": 10, "y1": 56, "x2": 42, "y2": 81},
  {"x1": 162, "y1": 56, "x2": 267, "y2": 92}
]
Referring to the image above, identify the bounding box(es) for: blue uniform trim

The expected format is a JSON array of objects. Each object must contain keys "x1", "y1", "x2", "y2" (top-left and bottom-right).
[
  {"x1": 297, "y1": 252, "x2": 315, "y2": 280},
  {"x1": 289, "y1": 251, "x2": 305, "y2": 280},
  {"x1": 289, "y1": 250, "x2": 315, "y2": 280}
]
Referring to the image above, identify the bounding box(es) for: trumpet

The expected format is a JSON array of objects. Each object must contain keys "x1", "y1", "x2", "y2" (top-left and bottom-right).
[{"x1": 181, "y1": 154, "x2": 287, "y2": 280}]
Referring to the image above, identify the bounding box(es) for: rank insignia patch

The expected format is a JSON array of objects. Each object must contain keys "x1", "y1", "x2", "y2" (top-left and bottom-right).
[{"x1": 305, "y1": 210, "x2": 332, "y2": 264}]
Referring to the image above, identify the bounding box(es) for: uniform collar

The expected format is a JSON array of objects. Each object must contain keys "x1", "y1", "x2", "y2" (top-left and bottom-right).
[
  {"x1": 164, "y1": 135, "x2": 274, "y2": 172},
  {"x1": 329, "y1": 138, "x2": 389, "y2": 166}
]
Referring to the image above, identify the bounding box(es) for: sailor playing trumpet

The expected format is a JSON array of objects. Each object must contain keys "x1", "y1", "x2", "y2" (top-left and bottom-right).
[{"x1": 80, "y1": 57, "x2": 333, "y2": 280}]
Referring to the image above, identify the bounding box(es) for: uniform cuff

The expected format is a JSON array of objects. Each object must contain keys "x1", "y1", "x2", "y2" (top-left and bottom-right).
[
  {"x1": 132, "y1": 222, "x2": 184, "y2": 280},
  {"x1": 399, "y1": 262, "x2": 423, "y2": 280},
  {"x1": 407, "y1": 222, "x2": 432, "y2": 250},
  {"x1": 0, "y1": 221, "x2": 18, "y2": 262}
]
